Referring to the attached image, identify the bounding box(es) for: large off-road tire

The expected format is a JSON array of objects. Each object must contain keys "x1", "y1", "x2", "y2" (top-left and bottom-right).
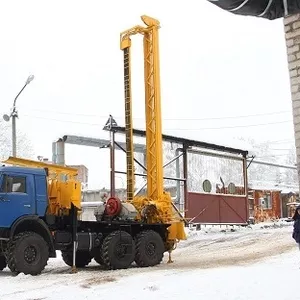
[
  {"x1": 6, "y1": 231, "x2": 49, "y2": 275},
  {"x1": 93, "y1": 241, "x2": 104, "y2": 265},
  {"x1": 101, "y1": 231, "x2": 135, "y2": 270},
  {"x1": 61, "y1": 250, "x2": 92, "y2": 268},
  {"x1": 94, "y1": 251, "x2": 104, "y2": 265},
  {"x1": 135, "y1": 230, "x2": 164, "y2": 267},
  {"x1": 0, "y1": 255, "x2": 7, "y2": 270}
]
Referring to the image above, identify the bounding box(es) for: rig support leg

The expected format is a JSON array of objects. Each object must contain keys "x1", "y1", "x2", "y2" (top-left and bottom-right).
[
  {"x1": 71, "y1": 240, "x2": 78, "y2": 274},
  {"x1": 167, "y1": 250, "x2": 174, "y2": 264},
  {"x1": 71, "y1": 203, "x2": 78, "y2": 274}
]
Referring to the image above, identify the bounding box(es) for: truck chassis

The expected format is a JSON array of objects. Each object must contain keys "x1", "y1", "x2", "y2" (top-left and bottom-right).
[{"x1": 0, "y1": 213, "x2": 170, "y2": 275}]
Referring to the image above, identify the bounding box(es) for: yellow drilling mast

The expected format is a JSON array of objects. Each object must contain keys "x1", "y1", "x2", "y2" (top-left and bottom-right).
[{"x1": 120, "y1": 16, "x2": 186, "y2": 252}]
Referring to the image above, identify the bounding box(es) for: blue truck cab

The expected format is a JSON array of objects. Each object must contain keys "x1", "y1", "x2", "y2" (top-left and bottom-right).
[
  {"x1": 0, "y1": 165, "x2": 56, "y2": 275},
  {"x1": 0, "y1": 165, "x2": 48, "y2": 228}
]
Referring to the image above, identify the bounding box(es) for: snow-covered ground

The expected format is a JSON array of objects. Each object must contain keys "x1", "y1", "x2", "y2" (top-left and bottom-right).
[{"x1": 1, "y1": 220, "x2": 298, "y2": 300}]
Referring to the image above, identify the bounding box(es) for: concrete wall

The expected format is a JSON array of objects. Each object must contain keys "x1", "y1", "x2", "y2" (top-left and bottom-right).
[
  {"x1": 68, "y1": 164, "x2": 89, "y2": 189},
  {"x1": 284, "y1": 15, "x2": 300, "y2": 186}
]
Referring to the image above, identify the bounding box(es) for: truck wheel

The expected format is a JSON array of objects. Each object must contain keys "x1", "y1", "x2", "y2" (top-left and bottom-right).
[
  {"x1": 94, "y1": 251, "x2": 104, "y2": 265},
  {"x1": 102, "y1": 231, "x2": 135, "y2": 270},
  {"x1": 135, "y1": 230, "x2": 164, "y2": 267},
  {"x1": 93, "y1": 243, "x2": 104, "y2": 265},
  {"x1": 7, "y1": 231, "x2": 49, "y2": 275},
  {"x1": 61, "y1": 250, "x2": 92, "y2": 268},
  {"x1": 0, "y1": 255, "x2": 7, "y2": 270}
]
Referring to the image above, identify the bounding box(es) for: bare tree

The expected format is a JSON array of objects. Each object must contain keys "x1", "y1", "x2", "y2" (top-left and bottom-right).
[{"x1": 0, "y1": 119, "x2": 34, "y2": 161}]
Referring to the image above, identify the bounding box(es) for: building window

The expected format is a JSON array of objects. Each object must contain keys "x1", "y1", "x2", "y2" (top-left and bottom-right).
[
  {"x1": 259, "y1": 194, "x2": 272, "y2": 210},
  {"x1": 1, "y1": 175, "x2": 26, "y2": 193}
]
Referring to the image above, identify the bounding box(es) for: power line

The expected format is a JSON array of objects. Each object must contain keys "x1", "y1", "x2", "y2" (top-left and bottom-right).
[
  {"x1": 268, "y1": 148, "x2": 294, "y2": 151},
  {"x1": 165, "y1": 120, "x2": 292, "y2": 130},
  {"x1": 22, "y1": 114, "x2": 102, "y2": 126},
  {"x1": 256, "y1": 154, "x2": 295, "y2": 158},
  {"x1": 21, "y1": 114, "x2": 293, "y2": 130},
  {"x1": 19, "y1": 108, "x2": 292, "y2": 121},
  {"x1": 234, "y1": 139, "x2": 294, "y2": 145},
  {"x1": 168, "y1": 110, "x2": 292, "y2": 121},
  {"x1": 256, "y1": 139, "x2": 294, "y2": 144}
]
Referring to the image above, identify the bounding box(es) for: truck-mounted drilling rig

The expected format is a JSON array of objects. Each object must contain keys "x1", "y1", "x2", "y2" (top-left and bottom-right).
[{"x1": 0, "y1": 15, "x2": 186, "y2": 275}]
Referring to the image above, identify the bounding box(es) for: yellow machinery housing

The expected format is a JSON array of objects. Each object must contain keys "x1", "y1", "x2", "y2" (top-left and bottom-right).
[
  {"x1": 3, "y1": 156, "x2": 81, "y2": 216},
  {"x1": 120, "y1": 16, "x2": 186, "y2": 246}
]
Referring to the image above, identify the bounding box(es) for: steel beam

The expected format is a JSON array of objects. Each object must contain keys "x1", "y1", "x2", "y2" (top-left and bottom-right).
[
  {"x1": 248, "y1": 159, "x2": 297, "y2": 170},
  {"x1": 61, "y1": 135, "x2": 145, "y2": 153}
]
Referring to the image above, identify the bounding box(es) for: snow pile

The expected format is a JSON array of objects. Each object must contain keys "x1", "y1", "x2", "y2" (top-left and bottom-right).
[{"x1": 185, "y1": 218, "x2": 293, "y2": 237}]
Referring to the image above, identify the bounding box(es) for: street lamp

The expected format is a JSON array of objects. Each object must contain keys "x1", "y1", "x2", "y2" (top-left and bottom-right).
[{"x1": 3, "y1": 75, "x2": 35, "y2": 157}]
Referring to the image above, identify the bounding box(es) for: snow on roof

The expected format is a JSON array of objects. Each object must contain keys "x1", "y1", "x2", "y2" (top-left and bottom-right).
[{"x1": 248, "y1": 180, "x2": 299, "y2": 193}]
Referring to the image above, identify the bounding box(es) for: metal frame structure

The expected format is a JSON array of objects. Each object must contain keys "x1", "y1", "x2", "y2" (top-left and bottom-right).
[
  {"x1": 103, "y1": 122, "x2": 249, "y2": 222},
  {"x1": 53, "y1": 126, "x2": 299, "y2": 225},
  {"x1": 52, "y1": 132, "x2": 185, "y2": 204},
  {"x1": 52, "y1": 116, "x2": 249, "y2": 225},
  {"x1": 102, "y1": 116, "x2": 187, "y2": 201},
  {"x1": 52, "y1": 129, "x2": 146, "y2": 194}
]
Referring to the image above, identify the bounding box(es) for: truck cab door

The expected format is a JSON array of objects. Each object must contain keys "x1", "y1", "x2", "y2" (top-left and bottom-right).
[{"x1": 0, "y1": 173, "x2": 35, "y2": 228}]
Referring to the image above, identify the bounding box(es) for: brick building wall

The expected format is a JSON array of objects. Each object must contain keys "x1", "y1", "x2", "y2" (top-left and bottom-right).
[{"x1": 284, "y1": 15, "x2": 300, "y2": 182}]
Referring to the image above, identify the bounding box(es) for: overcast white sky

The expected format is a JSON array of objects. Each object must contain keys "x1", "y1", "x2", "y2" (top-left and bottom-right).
[{"x1": 0, "y1": 0, "x2": 295, "y2": 189}]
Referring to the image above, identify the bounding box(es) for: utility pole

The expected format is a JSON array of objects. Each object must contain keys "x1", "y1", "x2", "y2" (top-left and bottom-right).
[{"x1": 3, "y1": 75, "x2": 35, "y2": 157}]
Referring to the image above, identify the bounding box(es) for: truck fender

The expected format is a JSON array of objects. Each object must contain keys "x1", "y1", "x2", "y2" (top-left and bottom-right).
[{"x1": 10, "y1": 215, "x2": 56, "y2": 258}]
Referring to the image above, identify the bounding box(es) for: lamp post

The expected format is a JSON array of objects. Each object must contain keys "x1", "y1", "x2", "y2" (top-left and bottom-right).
[{"x1": 3, "y1": 75, "x2": 35, "y2": 157}]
